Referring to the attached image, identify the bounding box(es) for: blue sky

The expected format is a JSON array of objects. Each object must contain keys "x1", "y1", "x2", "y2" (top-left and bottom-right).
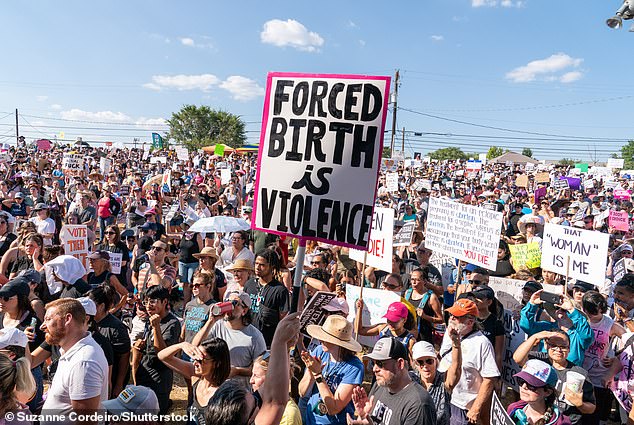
[{"x1": 0, "y1": 0, "x2": 632, "y2": 160}]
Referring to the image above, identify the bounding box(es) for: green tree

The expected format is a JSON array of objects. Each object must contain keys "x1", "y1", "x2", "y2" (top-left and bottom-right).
[
  {"x1": 382, "y1": 146, "x2": 392, "y2": 158},
  {"x1": 621, "y1": 140, "x2": 634, "y2": 169},
  {"x1": 487, "y1": 146, "x2": 504, "y2": 160},
  {"x1": 522, "y1": 148, "x2": 533, "y2": 158},
  {"x1": 166, "y1": 105, "x2": 246, "y2": 151},
  {"x1": 558, "y1": 158, "x2": 578, "y2": 167},
  {"x1": 429, "y1": 147, "x2": 468, "y2": 160}
]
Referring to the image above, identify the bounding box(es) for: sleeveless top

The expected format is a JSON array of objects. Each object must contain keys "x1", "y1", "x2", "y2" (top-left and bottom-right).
[
  {"x1": 189, "y1": 380, "x2": 209, "y2": 425},
  {"x1": 87, "y1": 270, "x2": 112, "y2": 289},
  {"x1": 405, "y1": 288, "x2": 434, "y2": 343},
  {"x1": 179, "y1": 235, "x2": 200, "y2": 263},
  {"x1": 582, "y1": 314, "x2": 613, "y2": 387}
]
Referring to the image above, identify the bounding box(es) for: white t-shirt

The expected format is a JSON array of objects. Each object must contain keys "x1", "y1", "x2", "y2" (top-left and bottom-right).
[
  {"x1": 42, "y1": 333, "x2": 109, "y2": 424},
  {"x1": 438, "y1": 330, "x2": 500, "y2": 410},
  {"x1": 29, "y1": 216, "x2": 56, "y2": 246}
]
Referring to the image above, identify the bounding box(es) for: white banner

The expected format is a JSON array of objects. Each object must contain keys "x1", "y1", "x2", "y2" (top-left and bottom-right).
[
  {"x1": 349, "y1": 207, "x2": 394, "y2": 273},
  {"x1": 62, "y1": 154, "x2": 84, "y2": 172},
  {"x1": 99, "y1": 157, "x2": 112, "y2": 175},
  {"x1": 541, "y1": 223, "x2": 609, "y2": 286},
  {"x1": 425, "y1": 197, "x2": 503, "y2": 270},
  {"x1": 346, "y1": 284, "x2": 400, "y2": 347},
  {"x1": 59, "y1": 225, "x2": 89, "y2": 270},
  {"x1": 608, "y1": 158, "x2": 625, "y2": 169},
  {"x1": 252, "y1": 73, "x2": 390, "y2": 249},
  {"x1": 385, "y1": 172, "x2": 399, "y2": 192},
  {"x1": 221, "y1": 168, "x2": 232, "y2": 185},
  {"x1": 110, "y1": 252, "x2": 123, "y2": 275}
]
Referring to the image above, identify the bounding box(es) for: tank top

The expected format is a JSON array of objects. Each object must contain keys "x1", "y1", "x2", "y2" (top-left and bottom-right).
[
  {"x1": 88, "y1": 271, "x2": 111, "y2": 289},
  {"x1": 189, "y1": 380, "x2": 208, "y2": 425},
  {"x1": 179, "y1": 235, "x2": 200, "y2": 263},
  {"x1": 583, "y1": 314, "x2": 614, "y2": 387},
  {"x1": 405, "y1": 288, "x2": 434, "y2": 343}
]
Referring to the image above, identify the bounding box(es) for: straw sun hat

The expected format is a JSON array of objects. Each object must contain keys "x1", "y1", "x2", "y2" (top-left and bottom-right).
[{"x1": 306, "y1": 315, "x2": 362, "y2": 353}]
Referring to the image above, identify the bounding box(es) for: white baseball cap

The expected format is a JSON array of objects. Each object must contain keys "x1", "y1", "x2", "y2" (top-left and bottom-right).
[
  {"x1": 0, "y1": 328, "x2": 28, "y2": 349},
  {"x1": 412, "y1": 341, "x2": 437, "y2": 360},
  {"x1": 78, "y1": 297, "x2": 97, "y2": 316},
  {"x1": 322, "y1": 297, "x2": 349, "y2": 316}
]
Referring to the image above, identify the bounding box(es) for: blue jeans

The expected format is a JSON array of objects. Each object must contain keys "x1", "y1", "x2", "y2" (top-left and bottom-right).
[
  {"x1": 179, "y1": 261, "x2": 199, "y2": 284},
  {"x1": 99, "y1": 216, "x2": 114, "y2": 239}
]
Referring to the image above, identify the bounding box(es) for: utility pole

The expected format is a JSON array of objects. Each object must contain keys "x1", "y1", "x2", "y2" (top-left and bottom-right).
[
  {"x1": 15, "y1": 109, "x2": 19, "y2": 146},
  {"x1": 401, "y1": 127, "x2": 405, "y2": 153},
  {"x1": 389, "y1": 70, "x2": 400, "y2": 153}
]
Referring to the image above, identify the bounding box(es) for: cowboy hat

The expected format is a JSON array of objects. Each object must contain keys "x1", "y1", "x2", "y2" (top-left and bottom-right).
[
  {"x1": 225, "y1": 259, "x2": 254, "y2": 272},
  {"x1": 192, "y1": 246, "x2": 219, "y2": 260},
  {"x1": 306, "y1": 315, "x2": 362, "y2": 352}
]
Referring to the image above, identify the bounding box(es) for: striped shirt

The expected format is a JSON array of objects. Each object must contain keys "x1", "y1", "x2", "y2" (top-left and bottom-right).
[{"x1": 136, "y1": 261, "x2": 177, "y2": 292}]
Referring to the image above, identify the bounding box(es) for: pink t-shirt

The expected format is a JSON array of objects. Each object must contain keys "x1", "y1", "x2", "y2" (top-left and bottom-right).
[{"x1": 97, "y1": 197, "x2": 111, "y2": 218}]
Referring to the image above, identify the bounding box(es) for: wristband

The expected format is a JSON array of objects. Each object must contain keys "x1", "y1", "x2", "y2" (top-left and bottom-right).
[{"x1": 314, "y1": 374, "x2": 323, "y2": 383}]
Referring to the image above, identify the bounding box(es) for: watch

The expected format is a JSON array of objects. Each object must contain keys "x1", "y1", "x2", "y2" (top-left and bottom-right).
[{"x1": 314, "y1": 374, "x2": 323, "y2": 383}]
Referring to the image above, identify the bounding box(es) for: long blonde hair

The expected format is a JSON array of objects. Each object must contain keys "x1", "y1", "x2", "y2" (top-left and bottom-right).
[{"x1": 0, "y1": 354, "x2": 36, "y2": 416}]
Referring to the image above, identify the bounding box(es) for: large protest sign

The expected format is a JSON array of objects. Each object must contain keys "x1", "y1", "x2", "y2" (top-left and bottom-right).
[
  {"x1": 346, "y1": 285, "x2": 400, "y2": 347},
  {"x1": 490, "y1": 392, "x2": 514, "y2": 425},
  {"x1": 609, "y1": 210, "x2": 630, "y2": 231},
  {"x1": 508, "y1": 242, "x2": 541, "y2": 269},
  {"x1": 99, "y1": 157, "x2": 112, "y2": 175},
  {"x1": 393, "y1": 221, "x2": 415, "y2": 247},
  {"x1": 535, "y1": 172, "x2": 550, "y2": 183},
  {"x1": 349, "y1": 207, "x2": 393, "y2": 272},
  {"x1": 220, "y1": 168, "x2": 232, "y2": 185},
  {"x1": 608, "y1": 158, "x2": 625, "y2": 169},
  {"x1": 614, "y1": 189, "x2": 631, "y2": 200},
  {"x1": 385, "y1": 172, "x2": 399, "y2": 192},
  {"x1": 62, "y1": 154, "x2": 84, "y2": 172},
  {"x1": 59, "y1": 225, "x2": 89, "y2": 270},
  {"x1": 110, "y1": 252, "x2": 123, "y2": 274},
  {"x1": 612, "y1": 332, "x2": 634, "y2": 413},
  {"x1": 553, "y1": 179, "x2": 570, "y2": 190},
  {"x1": 425, "y1": 197, "x2": 503, "y2": 270},
  {"x1": 614, "y1": 258, "x2": 627, "y2": 283},
  {"x1": 541, "y1": 223, "x2": 609, "y2": 286},
  {"x1": 515, "y1": 175, "x2": 529, "y2": 187},
  {"x1": 252, "y1": 73, "x2": 390, "y2": 249},
  {"x1": 299, "y1": 291, "x2": 337, "y2": 336}
]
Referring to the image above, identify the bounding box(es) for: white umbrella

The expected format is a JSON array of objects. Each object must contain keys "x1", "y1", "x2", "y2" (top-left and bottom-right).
[{"x1": 188, "y1": 216, "x2": 251, "y2": 233}]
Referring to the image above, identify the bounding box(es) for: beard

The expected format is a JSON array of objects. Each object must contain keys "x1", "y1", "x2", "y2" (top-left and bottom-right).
[
  {"x1": 451, "y1": 322, "x2": 469, "y2": 336},
  {"x1": 375, "y1": 372, "x2": 395, "y2": 388},
  {"x1": 224, "y1": 311, "x2": 239, "y2": 322},
  {"x1": 45, "y1": 326, "x2": 66, "y2": 345}
]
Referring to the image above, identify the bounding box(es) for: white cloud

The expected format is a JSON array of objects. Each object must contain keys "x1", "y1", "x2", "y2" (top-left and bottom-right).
[
  {"x1": 505, "y1": 53, "x2": 583, "y2": 83},
  {"x1": 50, "y1": 104, "x2": 62, "y2": 110},
  {"x1": 220, "y1": 76, "x2": 265, "y2": 101},
  {"x1": 143, "y1": 74, "x2": 220, "y2": 91},
  {"x1": 36, "y1": 95, "x2": 48, "y2": 102},
  {"x1": 135, "y1": 117, "x2": 167, "y2": 127},
  {"x1": 359, "y1": 40, "x2": 366, "y2": 47},
  {"x1": 261, "y1": 19, "x2": 324, "y2": 52},
  {"x1": 472, "y1": 0, "x2": 523, "y2": 7},
  {"x1": 179, "y1": 37, "x2": 195, "y2": 46},
  {"x1": 60, "y1": 109, "x2": 131, "y2": 122},
  {"x1": 348, "y1": 20, "x2": 358, "y2": 29},
  {"x1": 560, "y1": 71, "x2": 583, "y2": 83},
  {"x1": 430, "y1": 35, "x2": 444, "y2": 42}
]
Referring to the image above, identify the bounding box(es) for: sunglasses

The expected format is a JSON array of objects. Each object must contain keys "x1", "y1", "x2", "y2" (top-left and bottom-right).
[
  {"x1": 311, "y1": 261, "x2": 323, "y2": 265},
  {"x1": 517, "y1": 378, "x2": 539, "y2": 392},
  {"x1": 191, "y1": 283, "x2": 208, "y2": 289},
  {"x1": 1, "y1": 295, "x2": 15, "y2": 302},
  {"x1": 383, "y1": 283, "x2": 400, "y2": 290},
  {"x1": 373, "y1": 359, "x2": 393, "y2": 369},
  {"x1": 104, "y1": 231, "x2": 116, "y2": 235},
  {"x1": 468, "y1": 280, "x2": 484, "y2": 285},
  {"x1": 151, "y1": 246, "x2": 165, "y2": 252},
  {"x1": 416, "y1": 358, "x2": 436, "y2": 367}
]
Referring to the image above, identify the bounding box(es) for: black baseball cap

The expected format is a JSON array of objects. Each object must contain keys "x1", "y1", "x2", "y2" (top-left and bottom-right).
[
  {"x1": 364, "y1": 337, "x2": 408, "y2": 362},
  {"x1": 523, "y1": 281, "x2": 543, "y2": 293},
  {"x1": 0, "y1": 277, "x2": 30, "y2": 298}
]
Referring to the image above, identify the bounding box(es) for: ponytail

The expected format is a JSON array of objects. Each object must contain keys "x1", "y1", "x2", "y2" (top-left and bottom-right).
[{"x1": 0, "y1": 355, "x2": 35, "y2": 417}]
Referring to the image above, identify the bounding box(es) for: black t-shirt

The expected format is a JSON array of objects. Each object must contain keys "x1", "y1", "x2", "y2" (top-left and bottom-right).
[
  {"x1": 244, "y1": 278, "x2": 289, "y2": 347},
  {"x1": 136, "y1": 312, "x2": 181, "y2": 396},
  {"x1": 478, "y1": 313, "x2": 505, "y2": 348},
  {"x1": 0, "y1": 233, "x2": 17, "y2": 258},
  {"x1": 58, "y1": 278, "x2": 92, "y2": 299},
  {"x1": 97, "y1": 313, "x2": 131, "y2": 385},
  {"x1": 0, "y1": 310, "x2": 44, "y2": 352}
]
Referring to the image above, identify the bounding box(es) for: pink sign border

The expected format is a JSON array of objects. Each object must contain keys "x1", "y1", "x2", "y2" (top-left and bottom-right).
[{"x1": 251, "y1": 72, "x2": 391, "y2": 250}]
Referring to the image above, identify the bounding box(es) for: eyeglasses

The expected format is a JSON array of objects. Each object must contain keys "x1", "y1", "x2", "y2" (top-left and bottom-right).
[
  {"x1": 143, "y1": 298, "x2": 161, "y2": 306},
  {"x1": 416, "y1": 358, "x2": 436, "y2": 367},
  {"x1": 517, "y1": 378, "x2": 539, "y2": 392},
  {"x1": 151, "y1": 246, "x2": 165, "y2": 252},
  {"x1": 547, "y1": 344, "x2": 569, "y2": 351}
]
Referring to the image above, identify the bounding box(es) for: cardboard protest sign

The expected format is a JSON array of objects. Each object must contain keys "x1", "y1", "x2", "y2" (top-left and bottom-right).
[
  {"x1": 349, "y1": 207, "x2": 394, "y2": 272},
  {"x1": 385, "y1": 172, "x2": 399, "y2": 192},
  {"x1": 490, "y1": 392, "x2": 514, "y2": 425},
  {"x1": 553, "y1": 179, "x2": 570, "y2": 190},
  {"x1": 608, "y1": 158, "x2": 625, "y2": 169},
  {"x1": 221, "y1": 168, "x2": 232, "y2": 185},
  {"x1": 614, "y1": 189, "x2": 631, "y2": 201},
  {"x1": 612, "y1": 332, "x2": 634, "y2": 413},
  {"x1": 575, "y1": 163, "x2": 589, "y2": 173},
  {"x1": 584, "y1": 179, "x2": 594, "y2": 189},
  {"x1": 508, "y1": 242, "x2": 541, "y2": 268},
  {"x1": 393, "y1": 221, "x2": 415, "y2": 247},
  {"x1": 609, "y1": 210, "x2": 630, "y2": 231},
  {"x1": 252, "y1": 73, "x2": 390, "y2": 249},
  {"x1": 535, "y1": 172, "x2": 550, "y2": 183},
  {"x1": 346, "y1": 285, "x2": 400, "y2": 347},
  {"x1": 425, "y1": 197, "x2": 503, "y2": 270},
  {"x1": 59, "y1": 225, "x2": 89, "y2": 270},
  {"x1": 299, "y1": 291, "x2": 337, "y2": 336},
  {"x1": 515, "y1": 175, "x2": 529, "y2": 188},
  {"x1": 110, "y1": 252, "x2": 123, "y2": 274},
  {"x1": 541, "y1": 223, "x2": 609, "y2": 286},
  {"x1": 429, "y1": 252, "x2": 455, "y2": 288},
  {"x1": 99, "y1": 158, "x2": 112, "y2": 175},
  {"x1": 62, "y1": 154, "x2": 84, "y2": 172},
  {"x1": 614, "y1": 259, "x2": 627, "y2": 283},
  {"x1": 380, "y1": 158, "x2": 397, "y2": 172}
]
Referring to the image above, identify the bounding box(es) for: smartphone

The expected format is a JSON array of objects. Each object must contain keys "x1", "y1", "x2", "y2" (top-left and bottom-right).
[{"x1": 541, "y1": 292, "x2": 561, "y2": 305}]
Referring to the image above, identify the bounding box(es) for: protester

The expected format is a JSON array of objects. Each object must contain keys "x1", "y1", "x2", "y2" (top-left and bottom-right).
[{"x1": 347, "y1": 336, "x2": 437, "y2": 424}]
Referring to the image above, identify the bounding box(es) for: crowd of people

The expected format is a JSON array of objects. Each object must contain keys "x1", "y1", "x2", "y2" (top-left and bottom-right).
[{"x1": 1, "y1": 142, "x2": 634, "y2": 425}]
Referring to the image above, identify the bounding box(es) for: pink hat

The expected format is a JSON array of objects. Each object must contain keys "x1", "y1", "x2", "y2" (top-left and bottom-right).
[{"x1": 383, "y1": 302, "x2": 408, "y2": 322}]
